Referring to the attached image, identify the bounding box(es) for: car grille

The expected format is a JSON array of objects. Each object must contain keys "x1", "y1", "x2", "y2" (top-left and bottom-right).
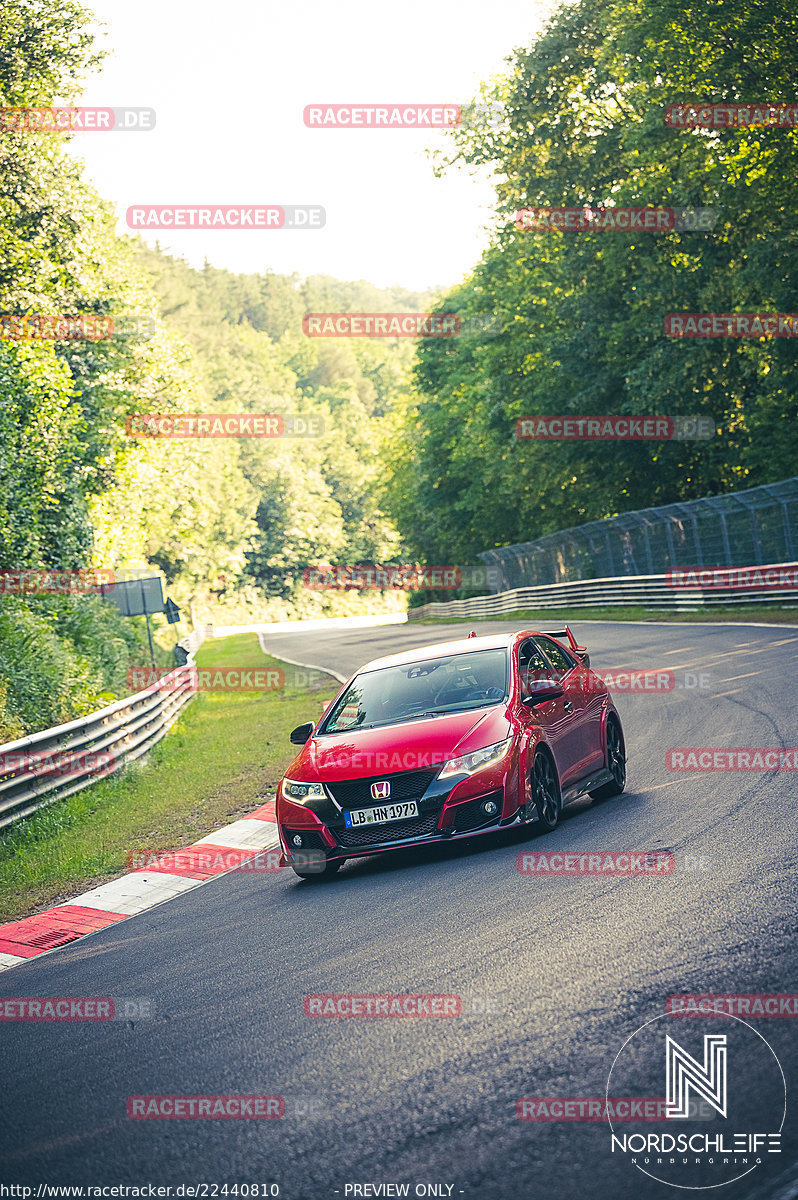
[
  {"x1": 334, "y1": 810, "x2": 441, "y2": 848},
  {"x1": 325, "y1": 766, "x2": 442, "y2": 809},
  {"x1": 451, "y1": 790, "x2": 504, "y2": 833}
]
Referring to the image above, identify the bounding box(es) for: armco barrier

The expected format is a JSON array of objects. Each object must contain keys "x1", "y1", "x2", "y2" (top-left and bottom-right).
[
  {"x1": 407, "y1": 564, "x2": 798, "y2": 620},
  {"x1": 0, "y1": 664, "x2": 197, "y2": 830},
  {"x1": 0, "y1": 615, "x2": 402, "y2": 831}
]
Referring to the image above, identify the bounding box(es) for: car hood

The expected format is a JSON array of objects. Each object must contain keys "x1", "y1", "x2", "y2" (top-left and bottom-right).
[{"x1": 294, "y1": 705, "x2": 512, "y2": 780}]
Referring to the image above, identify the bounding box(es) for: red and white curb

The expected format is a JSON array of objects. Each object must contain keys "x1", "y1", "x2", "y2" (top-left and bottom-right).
[{"x1": 0, "y1": 799, "x2": 278, "y2": 974}]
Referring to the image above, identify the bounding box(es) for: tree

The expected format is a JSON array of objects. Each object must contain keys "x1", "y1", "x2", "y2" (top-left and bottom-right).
[{"x1": 387, "y1": 0, "x2": 798, "y2": 563}]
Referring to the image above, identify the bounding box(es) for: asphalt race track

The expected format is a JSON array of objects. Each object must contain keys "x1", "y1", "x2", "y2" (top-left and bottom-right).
[{"x1": 2, "y1": 620, "x2": 798, "y2": 1200}]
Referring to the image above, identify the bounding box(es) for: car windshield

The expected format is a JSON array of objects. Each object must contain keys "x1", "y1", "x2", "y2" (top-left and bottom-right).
[{"x1": 317, "y1": 648, "x2": 509, "y2": 735}]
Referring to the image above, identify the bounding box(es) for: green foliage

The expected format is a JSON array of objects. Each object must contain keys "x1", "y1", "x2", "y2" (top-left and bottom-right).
[
  {"x1": 0, "y1": 0, "x2": 425, "y2": 743},
  {"x1": 390, "y1": 0, "x2": 798, "y2": 562},
  {"x1": 133, "y1": 247, "x2": 416, "y2": 608},
  {"x1": 0, "y1": 339, "x2": 91, "y2": 567},
  {"x1": 0, "y1": 592, "x2": 154, "y2": 737}
]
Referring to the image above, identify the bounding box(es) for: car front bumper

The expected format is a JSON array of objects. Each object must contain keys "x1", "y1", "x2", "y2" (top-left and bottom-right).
[{"x1": 278, "y1": 782, "x2": 531, "y2": 868}]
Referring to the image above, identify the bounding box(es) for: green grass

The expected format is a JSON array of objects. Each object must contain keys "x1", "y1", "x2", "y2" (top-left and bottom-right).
[
  {"x1": 0, "y1": 634, "x2": 338, "y2": 923},
  {"x1": 412, "y1": 603, "x2": 798, "y2": 626}
]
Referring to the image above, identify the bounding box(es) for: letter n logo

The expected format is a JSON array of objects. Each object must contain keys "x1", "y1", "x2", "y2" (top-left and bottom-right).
[{"x1": 666, "y1": 1034, "x2": 727, "y2": 1118}]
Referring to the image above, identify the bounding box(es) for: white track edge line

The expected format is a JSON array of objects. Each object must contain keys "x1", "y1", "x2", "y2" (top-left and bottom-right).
[{"x1": 255, "y1": 633, "x2": 348, "y2": 682}]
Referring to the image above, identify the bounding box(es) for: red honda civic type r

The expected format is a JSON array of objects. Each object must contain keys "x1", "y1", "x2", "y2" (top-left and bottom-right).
[{"x1": 276, "y1": 627, "x2": 626, "y2": 878}]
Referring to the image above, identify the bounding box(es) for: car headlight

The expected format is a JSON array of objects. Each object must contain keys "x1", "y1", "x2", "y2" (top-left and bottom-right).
[
  {"x1": 280, "y1": 777, "x2": 326, "y2": 802},
  {"x1": 438, "y1": 738, "x2": 513, "y2": 780}
]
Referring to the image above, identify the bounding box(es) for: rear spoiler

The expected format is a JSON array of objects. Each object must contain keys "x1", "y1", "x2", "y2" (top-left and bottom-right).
[{"x1": 541, "y1": 625, "x2": 590, "y2": 667}]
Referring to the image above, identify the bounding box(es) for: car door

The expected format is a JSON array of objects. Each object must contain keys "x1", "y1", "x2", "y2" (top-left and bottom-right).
[
  {"x1": 534, "y1": 635, "x2": 604, "y2": 777},
  {"x1": 516, "y1": 637, "x2": 583, "y2": 786}
]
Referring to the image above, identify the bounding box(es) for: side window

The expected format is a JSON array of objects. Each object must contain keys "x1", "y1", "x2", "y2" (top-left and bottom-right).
[
  {"x1": 535, "y1": 636, "x2": 578, "y2": 677},
  {"x1": 518, "y1": 639, "x2": 555, "y2": 694}
]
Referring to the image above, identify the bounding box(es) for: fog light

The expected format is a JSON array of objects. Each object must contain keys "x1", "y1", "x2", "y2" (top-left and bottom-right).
[
  {"x1": 291, "y1": 833, "x2": 303, "y2": 847},
  {"x1": 482, "y1": 799, "x2": 499, "y2": 816}
]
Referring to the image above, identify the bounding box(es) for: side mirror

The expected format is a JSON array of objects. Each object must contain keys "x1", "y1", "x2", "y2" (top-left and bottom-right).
[
  {"x1": 290, "y1": 722, "x2": 314, "y2": 745},
  {"x1": 522, "y1": 684, "x2": 564, "y2": 706}
]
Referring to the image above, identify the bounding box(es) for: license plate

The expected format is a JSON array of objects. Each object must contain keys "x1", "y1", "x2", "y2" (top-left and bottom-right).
[{"x1": 344, "y1": 800, "x2": 420, "y2": 828}]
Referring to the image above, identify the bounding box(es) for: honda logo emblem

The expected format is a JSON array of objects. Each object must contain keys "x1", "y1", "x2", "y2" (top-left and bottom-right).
[{"x1": 370, "y1": 781, "x2": 390, "y2": 800}]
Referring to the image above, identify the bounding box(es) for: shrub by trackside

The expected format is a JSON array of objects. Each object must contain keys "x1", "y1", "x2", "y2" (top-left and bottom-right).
[{"x1": 0, "y1": 592, "x2": 168, "y2": 739}]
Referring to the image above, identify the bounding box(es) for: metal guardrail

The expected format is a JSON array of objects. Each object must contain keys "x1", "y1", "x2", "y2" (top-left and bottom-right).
[
  {"x1": 0, "y1": 616, "x2": 398, "y2": 831},
  {"x1": 408, "y1": 564, "x2": 798, "y2": 621},
  {"x1": 0, "y1": 664, "x2": 198, "y2": 830},
  {"x1": 178, "y1": 626, "x2": 208, "y2": 656}
]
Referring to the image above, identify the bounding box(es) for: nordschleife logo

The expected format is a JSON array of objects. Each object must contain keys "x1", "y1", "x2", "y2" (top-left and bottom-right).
[{"x1": 606, "y1": 1013, "x2": 785, "y2": 1189}]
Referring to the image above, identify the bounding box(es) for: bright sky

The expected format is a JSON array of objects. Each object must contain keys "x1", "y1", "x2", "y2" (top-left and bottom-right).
[{"x1": 70, "y1": 0, "x2": 556, "y2": 293}]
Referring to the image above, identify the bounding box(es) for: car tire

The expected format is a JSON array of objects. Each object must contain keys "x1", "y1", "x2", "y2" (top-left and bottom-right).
[
  {"x1": 291, "y1": 857, "x2": 343, "y2": 880},
  {"x1": 590, "y1": 717, "x2": 626, "y2": 800},
  {"x1": 530, "y1": 751, "x2": 561, "y2": 832}
]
